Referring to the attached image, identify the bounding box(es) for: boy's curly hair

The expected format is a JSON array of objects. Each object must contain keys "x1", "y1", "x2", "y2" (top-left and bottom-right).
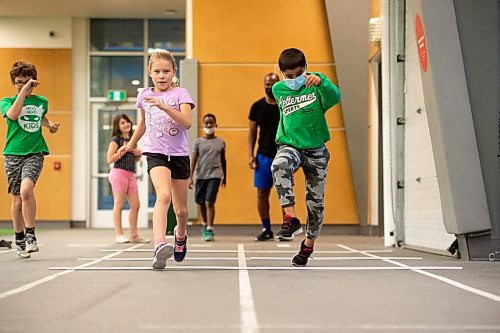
[{"x1": 9, "y1": 61, "x2": 37, "y2": 83}]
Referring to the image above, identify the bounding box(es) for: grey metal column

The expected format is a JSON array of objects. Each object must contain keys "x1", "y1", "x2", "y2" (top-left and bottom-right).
[
  {"x1": 180, "y1": 59, "x2": 199, "y2": 220},
  {"x1": 392, "y1": 0, "x2": 406, "y2": 245},
  {"x1": 408, "y1": 0, "x2": 492, "y2": 259},
  {"x1": 324, "y1": 0, "x2": 370, "y2": 232}
]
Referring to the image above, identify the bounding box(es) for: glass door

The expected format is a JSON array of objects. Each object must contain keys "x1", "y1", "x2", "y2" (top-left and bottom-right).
[{"x1": 90, "y1": 103, "x2": 149, "y2": 228}]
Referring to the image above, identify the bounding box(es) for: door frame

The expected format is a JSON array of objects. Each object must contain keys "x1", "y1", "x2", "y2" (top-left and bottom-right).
[{"x1": 90, "y1": 102, "x2": 149, "y2": 229}]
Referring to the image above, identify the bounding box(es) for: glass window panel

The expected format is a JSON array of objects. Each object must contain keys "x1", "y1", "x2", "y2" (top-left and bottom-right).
[
  {"x1": 91, "y1": 19, "x2": 144, "y2": 52},
  {"x1": 148, "y1": 19, "x2": 185, "y2": 52},
  {"x1": 91, "y1": 56, "x2": 143, "y2": 97}
]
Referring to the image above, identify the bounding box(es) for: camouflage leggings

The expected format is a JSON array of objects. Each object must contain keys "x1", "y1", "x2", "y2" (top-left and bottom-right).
[{"x1": 272, "y1": 145, "x2": 330, "y2": 239}]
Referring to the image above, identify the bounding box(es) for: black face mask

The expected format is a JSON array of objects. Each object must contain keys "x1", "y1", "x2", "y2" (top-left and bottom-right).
[{"x1": 265, "y1": 87, "x2": 275, "y2": 100}]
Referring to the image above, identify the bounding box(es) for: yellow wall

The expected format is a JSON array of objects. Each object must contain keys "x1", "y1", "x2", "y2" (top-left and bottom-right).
[
  {"x1": 192, "y1": 0, "x2": 359, "y2": 224},
  {"x1": 0, "y1": 49, "x2": 72, "y2": 221}
]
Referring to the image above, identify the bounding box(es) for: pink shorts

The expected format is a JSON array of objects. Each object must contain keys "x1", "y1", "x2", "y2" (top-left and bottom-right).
[{"x1": 108, "y1": 168, "x2": 138, "y2": 194}]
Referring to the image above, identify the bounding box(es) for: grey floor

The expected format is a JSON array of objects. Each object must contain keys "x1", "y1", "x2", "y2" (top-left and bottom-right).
[{"x1": 0, "y1": 226, "x2": 499, "y2": 333}]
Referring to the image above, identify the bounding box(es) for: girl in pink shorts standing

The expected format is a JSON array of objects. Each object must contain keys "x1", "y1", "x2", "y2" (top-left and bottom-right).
[{"x1": 107, "y1": 114, "x2": 149, "y2": 244}]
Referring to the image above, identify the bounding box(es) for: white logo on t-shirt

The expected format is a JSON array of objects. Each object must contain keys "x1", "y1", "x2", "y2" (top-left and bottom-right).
[{"x1": 18, "y1": 104, "x2": 44, "y2": 133}]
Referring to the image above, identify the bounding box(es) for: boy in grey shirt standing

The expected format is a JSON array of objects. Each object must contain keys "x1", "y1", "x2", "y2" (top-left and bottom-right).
[{"x1": 188, "y1": 114, "x2": 226, "y2": 241}]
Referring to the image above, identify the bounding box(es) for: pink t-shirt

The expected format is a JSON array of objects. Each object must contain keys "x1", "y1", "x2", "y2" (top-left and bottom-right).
[{"x1": 136, "y1": 87, "x2": 195, "y2": 156}]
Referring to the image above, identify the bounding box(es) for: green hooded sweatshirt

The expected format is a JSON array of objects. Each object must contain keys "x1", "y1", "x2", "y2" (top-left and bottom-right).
[{"x1": 272, "y1": 72, "x2": 341, "y2": 149}]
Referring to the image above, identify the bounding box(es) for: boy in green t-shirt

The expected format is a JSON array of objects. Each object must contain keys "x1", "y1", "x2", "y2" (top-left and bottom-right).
[
  {"x1": 1, "y1": 61, "x2": 60, "y2": 258},
  {"x1": 271, "y1": 48, "x2": 341, "y2": 266}
]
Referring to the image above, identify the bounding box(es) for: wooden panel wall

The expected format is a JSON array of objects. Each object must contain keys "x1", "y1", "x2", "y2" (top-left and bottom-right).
[
  {"x1": 0, "y1": 49, "x2": 72, "y2": 221},
  {"x1": 192, "y1": 0, "x2": 359, "y2": 224}
]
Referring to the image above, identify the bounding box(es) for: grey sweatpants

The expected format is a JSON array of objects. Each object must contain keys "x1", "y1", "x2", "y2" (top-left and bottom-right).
[{"x1": 271, "y1": 145, "x2": 330, "y2": 239}]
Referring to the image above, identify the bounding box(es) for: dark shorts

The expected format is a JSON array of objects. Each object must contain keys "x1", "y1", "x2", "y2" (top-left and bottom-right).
[
  {"x1": 195, "y1": 178, "x2": 221, "y2": 204},
  {"x1": 4, "y1": 153, "x2": 44, "y2": 195},
  {"x1": 254, "y1": 153, "x2": 274, "y2": 189},
  {"x1": 145, "y1": 153, "x2": 190, "y2": 180}
]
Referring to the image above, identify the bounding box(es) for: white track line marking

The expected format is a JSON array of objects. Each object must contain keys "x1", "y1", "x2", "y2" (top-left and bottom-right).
[
  {"x1": 0, "y1": 244, "x2": 142, "y2": 301},
  {"x1": 248, "y1": 256, "x2": 422, "y2": 260},
  {"x1": 138, "y1": 323, "x2": 500, "y2": 331},
  {"x1": 67, "y1": 244, "x2": 110, "y2": 247},
  {"x1": 48, "y1": 266, "x2": 462, "y2": 271},
  {"x1": 76, "y1": 256, "x2": 422, "y2": 262},
  {"x1": 238, "y1": 244, "x2": 259, "y2": 333},
  {"x1": 77, "y1": 257, "x2": 239, "y2": 261},
  {"x1": 338, "y1": 244, "x2": 500, "y2": 303},
  {"x1": 99, "y1": 249, "x2": 394, "y2": 254}
]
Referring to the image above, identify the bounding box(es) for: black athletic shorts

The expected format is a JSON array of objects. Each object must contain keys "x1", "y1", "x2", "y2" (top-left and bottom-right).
[
  {"x1": 195, "y1": 178, "x2": 221, "y2": 204},
  {"x1": 145, "y1": 153, "x2": 190, "y2": 180}
]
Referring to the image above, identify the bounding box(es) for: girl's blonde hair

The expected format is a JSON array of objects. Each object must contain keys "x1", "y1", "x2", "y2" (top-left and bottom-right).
[
  {"x1": 148, "y1": 50, "x2": 177, "y2": 72},
  {"x1": 148, "y1": 50, "x2": 179, "y2": 87}
]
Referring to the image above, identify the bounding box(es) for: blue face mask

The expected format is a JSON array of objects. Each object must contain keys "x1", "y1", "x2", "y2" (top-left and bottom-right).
[{"x1": 283, "y1": 73, "x2": 306, "y2": 90}]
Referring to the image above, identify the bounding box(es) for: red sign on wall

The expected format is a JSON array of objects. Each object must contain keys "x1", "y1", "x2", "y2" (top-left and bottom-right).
[{"x1": 415, "y1": 14, "x2": 428, "y2": 72}]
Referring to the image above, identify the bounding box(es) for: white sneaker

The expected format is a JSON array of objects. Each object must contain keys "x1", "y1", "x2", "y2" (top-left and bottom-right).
[
  {"x1": 115, "y1": 235, "x2": 129, "y2": 244},
  {"x1": 152, "y1": 243, "x2": 174, "y2": 270},
  {"x1": 16, "y1": 241, "x2": 31, "y2": 259},
  {"x1": 129, "y1": 237, "x2": 150, "y2": 243},
  {"x1": 25, "y1": 233, "x2": 39, "y2": 253}
]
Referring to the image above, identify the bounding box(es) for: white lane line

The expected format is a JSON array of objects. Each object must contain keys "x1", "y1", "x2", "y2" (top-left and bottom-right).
[
  {"x1": 247, "y1": 256, "x2": 422, "y2": 260},
  {"x1": 100, "y1": 249, "x2": 394, "y2": 254},
  {"x1": 48, "y1": 266, "x2": 463, "y2": 271},
  {"x1": 77, "y1": 257, "x2": 239, "y2": 261},
  {"x1": 276, "y1": 243, "x2": 291, "y2": 248},
  {"x1": 238, "y1": 244, "x2": 259, "y2": 333},
  {"x1": 67, "y1": 244, "x2": 110, "y2": 247},
  {"x1": 138, "y1": 323, "x2": 500, "y2": 331},
  {"x1": 0, "y1": 243, "x2": 142, "y2": 301},
  {"x1": 338, "y1": 244, "x2": 500, "y2": 303},
  {"x1": 76, "y1": 256, "x2": 421, "y2": 262}
]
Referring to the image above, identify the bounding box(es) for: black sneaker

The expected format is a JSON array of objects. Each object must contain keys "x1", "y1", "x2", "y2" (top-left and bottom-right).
[
  {"x1": 15, "y1": 239, "x2": 31, "y2": 259},
  {"x1": 255, "y1": 229, "x2": 273, "y2": 241},
  {"x1": 277, "y1": 215, "x2": 303, "y2": 241},
  {"x1": 152, "y1": 243, "x2": 174, "y2": 270},
  {"x1": 292, "y1": 240, "x2": 314, "y2": 266},
  {"x1": 25, "y1": 233, "x2": 39, "y2": 253},
  {"x1": 173, "y1": 227, "x2": 187, "y2": 262},
  {"x1": 0, "y1": 239, "x2": 12, "y2": 249}
]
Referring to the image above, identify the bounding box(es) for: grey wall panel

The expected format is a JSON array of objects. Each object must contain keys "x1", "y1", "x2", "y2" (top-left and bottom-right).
[
  {"x1": 453, "y1": 0, "x2": 499, "y2": 239},
  {"x1": 325, "y1": 0, "x2": 370, "y2": 226}
]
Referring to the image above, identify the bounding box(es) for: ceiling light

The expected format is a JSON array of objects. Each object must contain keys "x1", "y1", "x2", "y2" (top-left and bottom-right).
[{"x1": 164, "y1": 9, "x2": 177, "y2": 15}]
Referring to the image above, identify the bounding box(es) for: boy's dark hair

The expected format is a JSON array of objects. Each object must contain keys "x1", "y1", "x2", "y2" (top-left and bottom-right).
[
  {"x1": 10, "y1": 61, "x2": 37, "y2": 83},
  {"x1": 112, "y1": 114, "x2": 134, "y2": 137},
  {"x1": 203, "y1": 113, "x2": 217, "y2": 123},
  {"x1": 278, "y1": 48, "x2": 306, "y2": 72}
]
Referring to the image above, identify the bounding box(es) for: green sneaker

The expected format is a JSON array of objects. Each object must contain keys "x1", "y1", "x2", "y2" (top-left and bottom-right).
[{"x1": 202, "y1": 229, "x2": 214, "y2": 242}]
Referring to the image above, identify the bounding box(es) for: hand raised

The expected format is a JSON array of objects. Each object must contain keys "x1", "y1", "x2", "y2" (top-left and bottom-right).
[
  {"x1": 305, "y1": 73, "x2": 321, "y2": 87},
  {"x1": 49, "y1": 123, "x2": 60, "y2": 134}
]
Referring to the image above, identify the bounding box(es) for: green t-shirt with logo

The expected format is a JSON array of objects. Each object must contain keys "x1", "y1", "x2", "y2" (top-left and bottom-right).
[
  {"x1": 272, "y1": 72, "x2": 341, "y2": 150},
  {"x1": 1, "y1": 95, "x2": 49, "y2": 155}
]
